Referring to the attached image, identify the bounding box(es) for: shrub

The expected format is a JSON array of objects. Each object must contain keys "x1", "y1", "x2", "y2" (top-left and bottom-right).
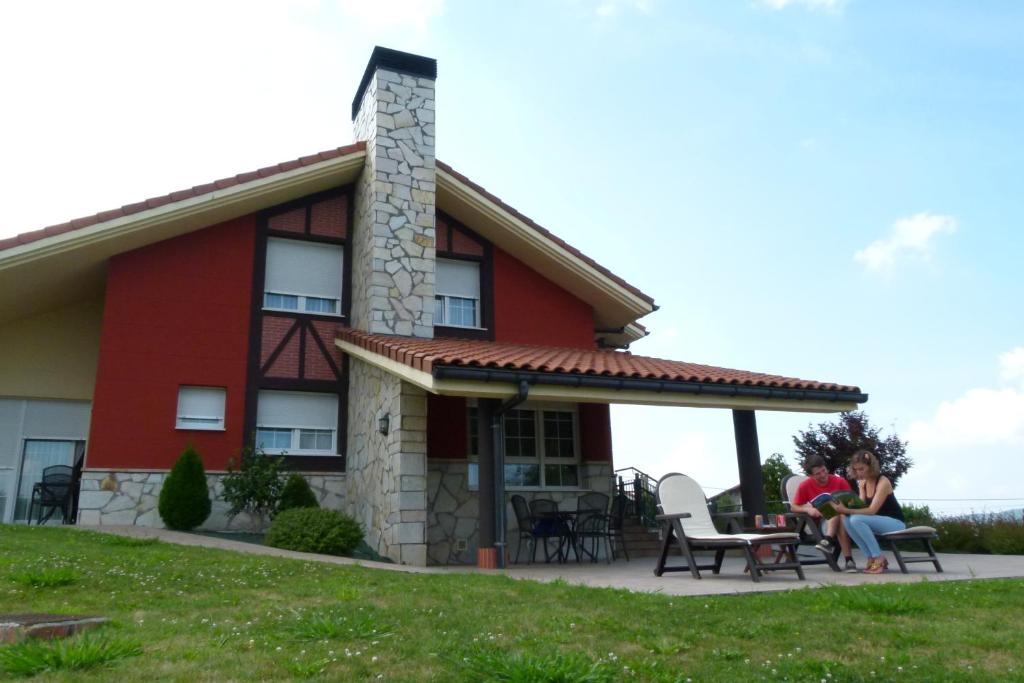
[
  {"x1": 264, "y1": 508, "x2": 363, "y2": 556},
  {"x1": 981, "y1": 517, "x2": 1024, "y2": 555},
  {"x1": 933, "y1": 516, "x2": 986, "y2": 554},
  {"x1": 158, "y1": 446, "x2": 211, "y2": 531},
  {"x1": 222, "y1": 445, "x2": 286, "y2": 528},
  {"x1": 278, "y1": 474, "x2": 320, "y2": 513},
  {"x1": 902, "y1": 503, "x2": 935, "y2": 527}
]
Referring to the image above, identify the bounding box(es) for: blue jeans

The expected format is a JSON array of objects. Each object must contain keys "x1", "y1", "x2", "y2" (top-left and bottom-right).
[{"x1": 844, "y1": 514, "x2": 905, "y2": 559}]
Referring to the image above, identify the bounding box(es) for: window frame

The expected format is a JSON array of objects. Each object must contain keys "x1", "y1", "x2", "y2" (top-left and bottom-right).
[
  {"x1": 255, "y1": 390, "x2": 339, "y2": 457},
  {"x1": 434, "y1": 257, "x2": 483, "y2": 330},
  {"x1": 175, "y1": 386, "x2": 227, "y2": 432},
  {"x1": 467, "y1": 402, "x2": 581, "y2": 490},
  {"x1": 262, "y1": 237, "x2": 345, "y2": 318}
]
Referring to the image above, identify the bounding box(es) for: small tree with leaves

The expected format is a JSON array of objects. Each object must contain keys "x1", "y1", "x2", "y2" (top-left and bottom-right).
[
  {"x1": 792, "y1": 411, "x2": 912, "y2": 488},
  {"x1": 762, "y1": 453, "x2": 794, "y2": 514},
  {"x1": 221, "y1": 444, "x2": 286, "y2": 530}
]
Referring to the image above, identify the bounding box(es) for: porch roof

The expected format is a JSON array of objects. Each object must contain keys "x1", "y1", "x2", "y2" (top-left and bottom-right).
[{"x1": 335, "y1": 328, "x2": 868, "y2": 413}]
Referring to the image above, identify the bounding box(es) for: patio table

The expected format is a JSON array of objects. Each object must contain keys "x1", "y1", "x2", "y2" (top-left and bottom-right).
[{"x1": 534, "y1": 509, "x2": 605, "y2": 563}]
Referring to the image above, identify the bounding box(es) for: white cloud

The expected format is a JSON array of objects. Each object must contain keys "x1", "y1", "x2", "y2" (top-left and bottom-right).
[
  {"x1": 898, "y1": 348, "x2": 1024, "y2": 515},
  {"x1": 592, "y1": 0, "x2": 653, "y2": 18},
  {"x1": 999, "y1": 347, "x2": 1024, "y2": 385},
  {"x1": 335, "y1": 0, "x2": 444, "y2": 31},
  {"x1": 756, "y1": 0, "x2": 844, "y2": 12},
  {"x1": 853, "y1": 212, "x2": 957, "y2": 272}
]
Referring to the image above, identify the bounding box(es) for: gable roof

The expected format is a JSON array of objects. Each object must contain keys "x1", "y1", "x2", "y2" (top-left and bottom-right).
[{"x1": 0, "y1": 144, "x2": 655, "y2": 338}]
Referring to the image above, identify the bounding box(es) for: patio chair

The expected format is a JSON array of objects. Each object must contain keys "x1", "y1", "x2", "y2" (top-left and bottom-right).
[
  {"x1": 574, "y1": 492, "x2": 610, "y2": 563},
  {"x1": 653, "y1": 472, "x2": 805, "y2": 583},
  {"x1": 781, "y1": 474, "x2": 841, "y2": 572},
  {"x1": 606, "y1": 494, "x2": 629, "y2": 561},
  {"x1": 783, "y1": 474, "x2": 942, "y2": 574},
  {"x1": 526, "y1": 498, "x2": 573, "y2": 563},
  {"x1": 28, "y1": 465, "x2": 75, "y2": 525}
]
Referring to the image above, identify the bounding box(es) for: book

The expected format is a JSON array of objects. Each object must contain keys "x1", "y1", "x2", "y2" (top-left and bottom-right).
[{"x1": 810, "y1": 491, "x2": 866, "y2": 519}]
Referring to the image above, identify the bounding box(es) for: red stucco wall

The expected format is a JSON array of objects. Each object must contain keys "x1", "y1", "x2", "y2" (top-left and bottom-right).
[
  {"x1": 491, "y1": 247, "x2": 595, "y2": 348},
  {"x1": 87, "y1": 216, "x2": 255, "y2": 471},
  {"x1": 579, "y1": 403, "x2": 613, "y2": 463},
  {"x1": 426, "y1": 394, "x2": 468, "y2": 460}
]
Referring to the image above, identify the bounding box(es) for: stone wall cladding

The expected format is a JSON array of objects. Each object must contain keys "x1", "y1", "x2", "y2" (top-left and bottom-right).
[
  {"x1": 344, "y1": 357, "x2": 428, "y2": 565},
  {"x1": 76, "y1": 470, "x2": 346, "y2": 531},
  {"x1": 426, "y1": 461, "x2": 614, "y2": 565},
  {"x1": 351, "y1": 67, "x2": 436, "y2": 338}
]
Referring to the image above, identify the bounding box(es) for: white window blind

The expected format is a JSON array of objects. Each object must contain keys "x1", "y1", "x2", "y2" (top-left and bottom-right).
[
  {"x1": 176, "y1": 387, "x2": 226, "y2": 430},
  {"x1": 256, "y1": 391, "x2": 338, "y2": 429},
  {"x1": 436, "y1": 258, "x2": 480, "y2": 298},
  {"x1": 265, "y1": 238, "x2": 343, "y2": 299}
]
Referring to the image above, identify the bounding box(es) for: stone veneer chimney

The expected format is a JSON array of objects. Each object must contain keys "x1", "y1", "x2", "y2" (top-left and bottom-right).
[{"x1": 350, "y1": 47, "x2": 437, "y2": 338}]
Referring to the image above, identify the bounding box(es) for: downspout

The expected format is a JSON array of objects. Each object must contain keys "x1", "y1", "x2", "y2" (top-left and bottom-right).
[{"x1": 491, "y1": 380, "x2": 529, "y2": 569}]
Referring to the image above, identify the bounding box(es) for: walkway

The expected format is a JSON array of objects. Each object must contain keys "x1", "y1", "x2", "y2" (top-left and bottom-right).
[{"x1": 76, "y1": 525, "x2": 1024, "y2": 597}]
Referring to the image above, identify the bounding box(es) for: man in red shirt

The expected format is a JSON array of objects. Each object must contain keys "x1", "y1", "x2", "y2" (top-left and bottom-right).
[{"x1": 791, "y1": 455, "x2": 856, "y2": 572}]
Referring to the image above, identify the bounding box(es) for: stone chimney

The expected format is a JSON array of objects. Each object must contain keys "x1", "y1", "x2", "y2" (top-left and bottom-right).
[{"x1": 350, "y1": 47, "x2": 437, "y2": 338}]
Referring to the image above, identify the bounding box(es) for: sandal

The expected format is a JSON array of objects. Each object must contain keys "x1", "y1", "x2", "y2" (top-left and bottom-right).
[{"x1": 863, "y1": 557, "x2": 888, "y2": 574}]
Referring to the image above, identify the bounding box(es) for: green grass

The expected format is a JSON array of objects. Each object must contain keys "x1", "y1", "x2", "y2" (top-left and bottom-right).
[
  {"x1": 0, "y1": 632, "x2": 141, "y2": 676},
  {"x1": 7, "y1": 567, "x2": 78, "y2": 589},
  {"x1": 2, "y1": 525, "x2": 1024, "y2": 681}
]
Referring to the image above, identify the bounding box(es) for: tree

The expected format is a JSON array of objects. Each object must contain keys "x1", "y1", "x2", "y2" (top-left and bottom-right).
[
  {"x1": 762, "y1": 453, "x2": 794, "y2": 513},
  {"x1": 158, "y1": 445, "x2": 212, "y2": 530},
  {"x1": 792, "y1": 411, "x2": 912, "y2": 487}
]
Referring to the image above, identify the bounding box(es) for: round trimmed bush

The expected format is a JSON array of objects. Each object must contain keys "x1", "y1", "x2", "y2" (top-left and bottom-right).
[
  {"x1": 158, "y1": 446, "x2": 211, "y2": 530},
  {"x1": 264, "y1": 508, "x2": 363, "y2": 556},
  {"x1": 277, "y1": 473, "x2": 319, "y2": 513}
]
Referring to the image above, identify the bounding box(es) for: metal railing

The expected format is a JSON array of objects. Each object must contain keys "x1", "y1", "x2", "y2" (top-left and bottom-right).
[{"x1": 612, "y1": 467, "x2": 660, "y2": 529}]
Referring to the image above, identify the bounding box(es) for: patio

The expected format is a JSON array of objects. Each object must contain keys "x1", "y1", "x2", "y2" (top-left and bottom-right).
[{"x1": 78, "y1": 525, "x2": 1024, "y2": 597}]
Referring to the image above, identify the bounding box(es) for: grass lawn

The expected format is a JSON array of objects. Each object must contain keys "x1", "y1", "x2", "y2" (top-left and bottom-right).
[{"x1": 2, "y1": 526, "x2": 1023, "y2": 681}]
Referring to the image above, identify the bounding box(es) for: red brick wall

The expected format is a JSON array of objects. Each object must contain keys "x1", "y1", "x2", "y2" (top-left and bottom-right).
[
  {"x1": 87, "y1": 216, "x2": 255, "y2": 470},
  {"x1": 492, "y1": 247, "x2": 595, "y2": 348}
]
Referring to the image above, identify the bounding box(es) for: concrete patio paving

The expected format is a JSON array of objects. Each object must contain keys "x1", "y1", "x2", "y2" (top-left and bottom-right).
[{"x1": 76, "y1": 525, "x2": 1024, "y2": 596}]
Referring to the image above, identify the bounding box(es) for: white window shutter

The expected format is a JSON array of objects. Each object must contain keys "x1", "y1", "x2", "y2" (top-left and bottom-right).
[
  {"x1": 265, "y1": 238, "x2": 343, "y2": 299},
  {"x1": 436, "y1": 258, "x2": 480, "y2": 298},
  {"x1": 256, "y1": 391, "x2": 338, "y2": 430}
]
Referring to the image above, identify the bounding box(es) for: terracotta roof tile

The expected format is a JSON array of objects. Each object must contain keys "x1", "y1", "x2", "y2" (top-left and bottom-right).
[
  {"x1": 336, "y1": 328, "x2": 861, "y2": 393},
  {"x1": 0, "y1": 142, "x2": 366, "y2": 253}
]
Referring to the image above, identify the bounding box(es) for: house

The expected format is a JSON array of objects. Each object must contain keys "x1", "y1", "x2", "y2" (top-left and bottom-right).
[{"x1": 0, "y1": 47, "x2": 867, "y2": 566}]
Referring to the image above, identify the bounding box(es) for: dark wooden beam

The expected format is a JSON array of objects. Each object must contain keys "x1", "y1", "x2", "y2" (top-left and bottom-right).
[
  {"x1": 476, "y1": 399, "x2": 498, "y2": 552},
  {"x1": 732, "y1": 409, "x2": 766, "y2": 524}
]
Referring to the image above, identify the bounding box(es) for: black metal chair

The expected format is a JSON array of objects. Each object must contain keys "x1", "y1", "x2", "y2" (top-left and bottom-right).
[
  {"x1": 606, "y1": 494, "x2": 629, "y2": 561},
  {"x1": 528, "y1": 498, "x2": 572, "y2": 563},
  {"x1": 573, "y1": 492, "x2": 610, "y2": 563},
  {"x1": 28, "y1": 465, "x2": 75, "y2": 525}
]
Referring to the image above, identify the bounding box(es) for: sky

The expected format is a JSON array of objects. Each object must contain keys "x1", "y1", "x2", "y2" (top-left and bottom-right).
[{"x1": 1, "y1": 0, "x2": 1021, "y2": 516}]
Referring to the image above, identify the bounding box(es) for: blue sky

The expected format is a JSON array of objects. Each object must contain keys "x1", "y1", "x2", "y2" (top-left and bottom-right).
[{"x1": 1, "y1": 0, "x2": 1021, "y2": 514}]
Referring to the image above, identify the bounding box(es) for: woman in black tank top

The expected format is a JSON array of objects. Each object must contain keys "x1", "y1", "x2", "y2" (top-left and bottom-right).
[{"x1": 831, "y1": 450, "x2": 906, "y2": 574}]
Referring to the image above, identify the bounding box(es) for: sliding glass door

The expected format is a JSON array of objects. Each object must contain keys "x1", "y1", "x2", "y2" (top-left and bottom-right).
[{"x1": 13, "y1": 440, "x2": 76, "y2": 524}]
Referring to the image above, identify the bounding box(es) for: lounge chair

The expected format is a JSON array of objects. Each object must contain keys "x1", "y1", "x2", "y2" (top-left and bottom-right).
[
  {"x1": 781, "y1": 473, "x2": 841, "y2": 572},
  {"x1": 653, "y1": 473, "x2": 805, "y2": 582},
  {"x1": 783, "y1": 474, "x2": 942, "y2": 574}
]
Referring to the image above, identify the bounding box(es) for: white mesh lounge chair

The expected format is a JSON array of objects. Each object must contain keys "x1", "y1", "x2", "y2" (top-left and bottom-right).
[{"x1": 653, "y1": 473, "x2": 805, "y2": 582}]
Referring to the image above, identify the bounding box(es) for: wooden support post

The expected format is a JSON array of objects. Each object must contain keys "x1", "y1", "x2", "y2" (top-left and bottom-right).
[
  {"x1": 476, "y1": 399, "x2": 498, "y2": 567},
  {"x1": 732, "y1": 409, "x2": 766, "y2": 526}
]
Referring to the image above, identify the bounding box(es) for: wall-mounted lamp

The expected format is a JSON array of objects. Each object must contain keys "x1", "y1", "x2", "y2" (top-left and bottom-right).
[{"x1": 378, "y1": 412, "x2": 390, "y2": 436}]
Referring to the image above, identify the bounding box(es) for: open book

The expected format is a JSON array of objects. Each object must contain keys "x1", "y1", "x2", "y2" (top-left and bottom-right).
[{"x1": 810, "y1": 491, "x2": 866, "y2": 520}]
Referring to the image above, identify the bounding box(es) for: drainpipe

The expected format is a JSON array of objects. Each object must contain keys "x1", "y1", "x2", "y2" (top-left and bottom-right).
[{"x1": 491, "y1": 380, "x2": 530, "y2": 569}]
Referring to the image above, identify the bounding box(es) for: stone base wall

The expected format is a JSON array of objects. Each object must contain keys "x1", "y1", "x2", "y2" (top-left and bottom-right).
[
  {"x1": 76, "y1": 470, "x2": 346, "y2": 531},
  {"x1": 426, "y1": 461, "x2": 613, "y2": 565},
  {"x1": 345, "y1": 358, "x2": 428, "y2": 565}
]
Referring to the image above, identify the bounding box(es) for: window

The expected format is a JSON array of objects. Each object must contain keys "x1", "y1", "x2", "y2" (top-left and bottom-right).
[
  {"x1": 176, "y1": 386, "x2": 226, "y2": 431},
  {"x1": 255, "y1": 390, "x2": 339, "y2": 456},
  {"x1": 435, "y1": 258, "x2": 480, "y2": 328},
  {"x1": 467, "y1": 405, "x2": 579, "y2": 488},
  {"x1": 264, "y1": 237, "x2": 343, "y2": 316}
]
